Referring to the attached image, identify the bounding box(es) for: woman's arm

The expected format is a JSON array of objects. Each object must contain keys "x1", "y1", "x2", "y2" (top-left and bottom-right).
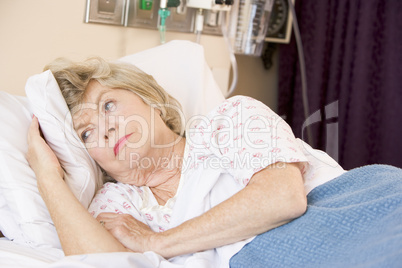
[
  {"x1": 102, "y1": 161, "x2": 307, "y2": 258},
  {"x1": 155, "y1": 162, "x2": 306, "y2": 258},
  {"x1": 27, "y1": 116, "x2": 128, "y2": 255}
]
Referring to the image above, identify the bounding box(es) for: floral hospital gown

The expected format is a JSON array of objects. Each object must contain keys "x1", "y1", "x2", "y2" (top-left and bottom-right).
[{"x1": 88, "y1": 95, "x2": 345, "y2": 267}]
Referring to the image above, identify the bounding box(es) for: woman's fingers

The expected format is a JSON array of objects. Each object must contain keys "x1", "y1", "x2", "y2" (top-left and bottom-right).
[
  {"x1": 96, "y1": 213, "x2": 126, "y2": 230},
  {"x1": 95, "y1": 213, "x2": 154, "y2": 252},
  {"x1": 27, "y1": 115, "x2": 40, "y2": 143},
  {"x1": 26, "y1": 115, "x2": 63, "y2": 180},
  {"x1": 27, "y1": 116, "x2": 44, "y2": 165},
  {"x1": 96, "y1": 213, "x2": 118, "y2": 230},
  {"x1": 97, "y1": 212, "x2": 121, "y2": 220}
]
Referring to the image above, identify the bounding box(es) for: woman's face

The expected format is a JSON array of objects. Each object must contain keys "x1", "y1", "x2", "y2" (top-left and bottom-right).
[{"x1": 72, "y1": 80, "x2": 163, "y2": 183}]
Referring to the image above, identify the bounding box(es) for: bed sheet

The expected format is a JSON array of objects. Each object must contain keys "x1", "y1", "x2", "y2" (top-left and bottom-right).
[
  {"x1": 0, "y1": 238, "x2": 157, "y2": 267},
  {"x1": 0, "y1": 238, "x2": 207, "y2": 268},
  {"x1": 0, "y1": 238, "x2": 63, "y2": 267}
]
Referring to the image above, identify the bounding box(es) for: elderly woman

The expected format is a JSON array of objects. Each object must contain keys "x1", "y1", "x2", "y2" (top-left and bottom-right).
[{"x1": 27, "y1": 57, "x2": 345, "y2": 266}]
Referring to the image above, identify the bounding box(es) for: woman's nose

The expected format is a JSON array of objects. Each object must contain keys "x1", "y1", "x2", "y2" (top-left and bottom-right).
[{"x1": 104, "y1": 127, "x2": 115, "y2": 140}]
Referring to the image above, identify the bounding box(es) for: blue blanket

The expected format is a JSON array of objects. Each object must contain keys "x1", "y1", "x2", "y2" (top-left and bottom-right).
[{"x1": 230, "y1": 165, "x2": 402, "y2": 268}]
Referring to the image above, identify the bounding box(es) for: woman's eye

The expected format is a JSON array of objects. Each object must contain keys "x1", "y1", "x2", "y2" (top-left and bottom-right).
[
  {"x1": 104, "y1": 101, "x2": 115, "y2": 112},
  {"x1": 81, "y1": 130, "x2": 91, "y2": 142}
]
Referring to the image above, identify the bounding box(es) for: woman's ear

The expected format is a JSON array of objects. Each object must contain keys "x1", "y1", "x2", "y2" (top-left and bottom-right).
[{"x1": 151, "y1": 106, "x2": 163, "y2": 119}]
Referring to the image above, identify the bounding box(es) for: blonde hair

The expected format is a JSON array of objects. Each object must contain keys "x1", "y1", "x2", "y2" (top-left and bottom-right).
[{"x1": 44, "y1": 57, "x2": 184, "y2": 136}]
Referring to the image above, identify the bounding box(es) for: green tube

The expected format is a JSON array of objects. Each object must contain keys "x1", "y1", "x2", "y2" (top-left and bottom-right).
[
  {"x1": 158, "y1": 8, "x2": 170, "y2": 44},
  {"x1": 159, "y1": 24, "x2": 166, "y2": 44}
]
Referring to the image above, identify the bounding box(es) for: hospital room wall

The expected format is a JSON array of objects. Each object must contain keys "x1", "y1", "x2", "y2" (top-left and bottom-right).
[{"x1": 0, "y1": 0, "x2": 278, "y2": 111}]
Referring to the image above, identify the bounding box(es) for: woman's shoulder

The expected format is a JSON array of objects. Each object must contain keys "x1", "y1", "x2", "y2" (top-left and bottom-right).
[
  {"x1": 185, "y1": 95, "x2": 281, "y2": 149},
  {"x1": 207, "y1": 95, "x2": 276, "y2": 117},
  {"x1": 186, "y1": 95, "x2": 279, "y2": 134}
]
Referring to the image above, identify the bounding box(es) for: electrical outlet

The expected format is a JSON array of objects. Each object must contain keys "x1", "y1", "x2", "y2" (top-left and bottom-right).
[{"x1": 85, "y1": 0, "x2": 126, "y2": 26}]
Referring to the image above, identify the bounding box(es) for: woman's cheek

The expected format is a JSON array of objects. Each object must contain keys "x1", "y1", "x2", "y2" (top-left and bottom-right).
[{"x1": 88, "y1": 147, "x2": 109, "y2": 164}]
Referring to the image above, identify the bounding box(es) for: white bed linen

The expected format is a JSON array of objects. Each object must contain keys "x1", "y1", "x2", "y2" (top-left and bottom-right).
[
  {"x1": 0, "y1": 238, "x2": 205, "y2": 268},
  {"x1": 0, "y1": 238, "x2": 63, "y2": 267}
]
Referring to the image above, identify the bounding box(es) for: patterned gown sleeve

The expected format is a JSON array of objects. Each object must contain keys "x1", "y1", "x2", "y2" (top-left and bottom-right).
[{"x1": 88, "y1": 182, "x2": 146, "y2": 224}]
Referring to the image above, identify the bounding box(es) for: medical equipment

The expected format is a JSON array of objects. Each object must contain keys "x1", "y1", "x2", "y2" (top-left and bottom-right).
[
  {"x1": 186, "y1": 0, "x2": 232, "y2": 43},
  {"x1": 84, "y1": 0, "x2": 279, "y2": 53},
  {"x1": 158, "y1": 0, "x2": 169, "y2": 43},
  {"x1": 226, "y1": 0, "x2": 274, "y2": 56},
  {"x1": 85, "y1": 0, "x2": 126, "y2": 26},
  {"x1": 184, "y1": 0, "x2": 236, "y2": 96},
  {"x1": 158, "y1": 0, "x2": 181, "y2": 43}
]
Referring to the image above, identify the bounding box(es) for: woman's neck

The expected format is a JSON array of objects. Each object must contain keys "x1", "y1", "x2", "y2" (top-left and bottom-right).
[{"x1": 144, "y1": 135, "x2": 186, "y2": 206}]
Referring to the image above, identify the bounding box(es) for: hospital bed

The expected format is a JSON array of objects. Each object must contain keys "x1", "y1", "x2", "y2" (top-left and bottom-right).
[{"x1": 0, "y1": 40, "x2": 401, "y2": 268}]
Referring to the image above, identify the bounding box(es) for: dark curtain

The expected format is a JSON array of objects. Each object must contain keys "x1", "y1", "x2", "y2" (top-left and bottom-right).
[{"x1": 278, "y1": 0, "x2": 402, "y2": 170}]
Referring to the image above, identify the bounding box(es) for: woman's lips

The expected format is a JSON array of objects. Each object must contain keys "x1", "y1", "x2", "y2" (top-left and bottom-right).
[{"x1": 114, "y1": 133, "x2": 133, "y2": 156}]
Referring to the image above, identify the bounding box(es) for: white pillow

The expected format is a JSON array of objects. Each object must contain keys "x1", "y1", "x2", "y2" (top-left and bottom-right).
[
  {"x1": 119, "y1": 40, "x2": 225, "y2": 119},
  {"x1": 26, "y1": 70, "x2": 105, "y2": 209},
  {"x1": 1, "y1": 40, "x2": 224, "y2": 249},
  {"x1": 0, "y1": 92, "x2": 59, "y2": 247}
]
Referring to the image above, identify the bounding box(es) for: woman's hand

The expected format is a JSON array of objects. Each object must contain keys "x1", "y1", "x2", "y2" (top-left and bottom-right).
[
  {"x1": 27, "y1": 116, "x2": 63, "y2": 181},
  {"x1": 96, "y1": 212, "x2": 155, "y2": 253}
]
